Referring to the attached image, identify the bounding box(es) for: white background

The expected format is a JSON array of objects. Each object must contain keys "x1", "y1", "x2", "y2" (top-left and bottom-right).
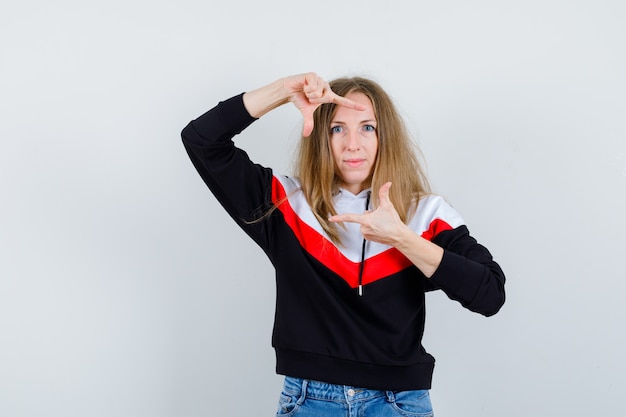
[{"x1": 1, "y1": 1, "x2": 625, "y2": 416}]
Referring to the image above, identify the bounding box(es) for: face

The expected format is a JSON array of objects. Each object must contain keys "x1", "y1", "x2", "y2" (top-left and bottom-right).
[{"x1": 330, "y1": 92, "x2": 378, "y2": 195}]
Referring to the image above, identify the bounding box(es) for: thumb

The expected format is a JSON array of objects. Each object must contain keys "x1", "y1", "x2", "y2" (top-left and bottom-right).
[
  {"x1": 301, "y1": 107, "x2": 317, "y2": 137},
  {"x1": 378, "y1": 182, "x2": 393, "y2": 206}
]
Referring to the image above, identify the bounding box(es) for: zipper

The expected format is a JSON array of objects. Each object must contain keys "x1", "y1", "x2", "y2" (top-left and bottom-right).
[{"x1": 357, "y1": 191, "x2": 371, "y2": 296}]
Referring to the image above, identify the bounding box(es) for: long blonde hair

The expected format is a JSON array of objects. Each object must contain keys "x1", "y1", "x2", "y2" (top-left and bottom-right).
[{"x1": 294, "y1": 77, "x2": 430, "y2": 244}]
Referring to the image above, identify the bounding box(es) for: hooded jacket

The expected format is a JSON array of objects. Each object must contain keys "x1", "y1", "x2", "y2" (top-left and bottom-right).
[{"x1": 181, "y1": 93, "x2": 505, "y2": 390}]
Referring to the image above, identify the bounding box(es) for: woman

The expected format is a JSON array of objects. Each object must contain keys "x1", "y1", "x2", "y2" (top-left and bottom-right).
[{"x1": 182, "y1": 73, "x2": 505, "y2": 416}]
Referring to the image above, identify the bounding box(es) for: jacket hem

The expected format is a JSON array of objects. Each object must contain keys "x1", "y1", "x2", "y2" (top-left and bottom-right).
[{"x1": 275, "y1": 348, "x2": 434, "y2": 391}]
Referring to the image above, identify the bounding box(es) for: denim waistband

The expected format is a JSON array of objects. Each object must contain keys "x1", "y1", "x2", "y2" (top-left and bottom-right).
[{"x1": 283, "y1": 376, "x2": 396, "y2": 403}]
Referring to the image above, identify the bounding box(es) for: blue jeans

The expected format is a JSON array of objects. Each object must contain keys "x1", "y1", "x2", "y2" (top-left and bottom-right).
[{"x1": 275, "y1": 377, "x2": 433, "y2": 417}]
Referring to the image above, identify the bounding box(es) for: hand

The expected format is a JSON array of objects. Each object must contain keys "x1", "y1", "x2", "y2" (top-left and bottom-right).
[
  {"x1": 330, "y1": 182, "x2": 445, "y2": 278},
  {"x1": 283, "y1": 73, "x2": 366, "y2": 136},
  {"x1": 328, "y1": 182, "x2": 407, "y2": 246}
]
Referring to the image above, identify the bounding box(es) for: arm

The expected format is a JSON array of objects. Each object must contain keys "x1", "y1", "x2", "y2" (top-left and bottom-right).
[
  {"x1": 429, "y1": 226, "x2": 505, "y2": 316},
  {"x1": 329, "y1": 182, "x2": 505, "y2": 316},
  {"x1": 181, "y1": 93, "x2": 273, "y2": 247},
  {"x1": 181, "y1": 73, "x2": 366, "y2": 246}
]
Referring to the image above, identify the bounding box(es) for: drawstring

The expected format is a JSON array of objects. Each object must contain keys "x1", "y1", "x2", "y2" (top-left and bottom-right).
[{"x1": 357, "y1": 191, "x2": 371, "y2": 296}]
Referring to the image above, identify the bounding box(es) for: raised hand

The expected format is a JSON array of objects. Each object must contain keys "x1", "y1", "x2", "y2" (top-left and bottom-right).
[
  {"x1": 243, "y1": 72, "x2": 366, "y2": 137},
  {"x1": 284, "y1": 73, "x2": 366, "y2": 136}
]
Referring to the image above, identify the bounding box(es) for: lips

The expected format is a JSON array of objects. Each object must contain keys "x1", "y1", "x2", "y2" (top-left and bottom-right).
[{"x1": 344, "y1": 158, "x2": 366, "y2": 168}]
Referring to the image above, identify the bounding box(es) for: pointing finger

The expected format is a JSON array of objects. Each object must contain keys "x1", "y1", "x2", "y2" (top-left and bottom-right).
[
  {"x1": 333, "y1": 94, "x2": 367, "y2": 111},
  {"x1": 328, "y1": 213, "x2": 364, "y2": 224}
]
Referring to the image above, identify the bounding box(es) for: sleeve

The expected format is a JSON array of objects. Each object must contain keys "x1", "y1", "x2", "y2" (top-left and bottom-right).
[
  {"x1": 420, "y1": 198, "x2": 506, "y2": 317},
  {"x1": 181, "y1": 93, "x2": 275, "y2": 251}
]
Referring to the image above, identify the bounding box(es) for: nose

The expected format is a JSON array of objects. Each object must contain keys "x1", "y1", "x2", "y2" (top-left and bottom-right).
[{"x1": 347, "y1": 131, "x2": 361, "y2": 151}]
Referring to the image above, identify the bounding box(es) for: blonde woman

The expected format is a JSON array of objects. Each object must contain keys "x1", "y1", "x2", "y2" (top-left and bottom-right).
[{"x1": 182, "y1": 73, "x2": 505, "y2": 417}]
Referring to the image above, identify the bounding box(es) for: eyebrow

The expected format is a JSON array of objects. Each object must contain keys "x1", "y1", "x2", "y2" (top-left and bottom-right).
[{"x1": 330, "y1": 119, "x2": 377, "y2": 124}]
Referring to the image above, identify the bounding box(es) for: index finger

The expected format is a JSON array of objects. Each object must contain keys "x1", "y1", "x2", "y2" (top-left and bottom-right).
[
  {"x1": 328, "y1": 213, "x2": 364, "y2": 224},
  {"x1": 332, "y1": 94, "x2": 367, "y2": 111}
]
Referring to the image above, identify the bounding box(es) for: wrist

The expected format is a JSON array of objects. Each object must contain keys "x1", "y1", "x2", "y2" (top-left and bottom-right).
[
  {"x1": 393, "y1": 225, "x2": 418, "y2": 251},
  {"x1": 243, "y1": 78, "x2": 290, "y2": 118},
  {"x1": 394, "y1": 228, "x2": 444, "y2": 278}
]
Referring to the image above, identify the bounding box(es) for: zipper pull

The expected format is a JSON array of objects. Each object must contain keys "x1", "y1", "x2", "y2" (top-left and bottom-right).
[{"x1": 358, "y1": 284, "x2": 363, "y2": 296}]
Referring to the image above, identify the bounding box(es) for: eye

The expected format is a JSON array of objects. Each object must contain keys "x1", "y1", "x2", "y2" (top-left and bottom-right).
[
  {"x1": 362, "y1": 124, "x2": 376, "y2": 132},
  {"x1": 330, "y1": 125, "x2": 343, "y2": 134}
]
